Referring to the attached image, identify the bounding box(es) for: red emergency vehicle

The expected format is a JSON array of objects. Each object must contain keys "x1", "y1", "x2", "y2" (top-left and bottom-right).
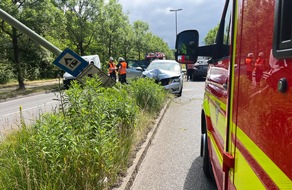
[
  {"x1": 175, "y1": 0, "x2": 292, "y2": 189},
  {"x1": 145, "y1": 52, "x2": 166, "y2": 61}
]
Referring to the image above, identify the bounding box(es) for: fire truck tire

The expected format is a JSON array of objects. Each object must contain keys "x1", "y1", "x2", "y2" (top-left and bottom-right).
[{"x1": 203, "y1": 134, "x2": 213, "y2": 179}]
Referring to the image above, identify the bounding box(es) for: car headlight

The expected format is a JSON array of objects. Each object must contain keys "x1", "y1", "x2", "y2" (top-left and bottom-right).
[{"x1": 170, "y1": 77, "x2": 180, "y2": 83}]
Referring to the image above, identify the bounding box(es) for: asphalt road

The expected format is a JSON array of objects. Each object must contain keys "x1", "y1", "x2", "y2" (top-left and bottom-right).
[
  {"x1": 0, "y1": 92, "x2": 60, "y2": 133},
  {"x1": 130, "y1": 80, "x2": 217, "y2": 190}
]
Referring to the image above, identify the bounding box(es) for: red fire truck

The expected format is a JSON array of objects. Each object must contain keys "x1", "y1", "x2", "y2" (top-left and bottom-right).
[
  {"x1": 145, "y1": 52, "x2": 166, "y2": 61},
  {"x1": 175, "y1": 0, "x2": 292, "y2": 189}
]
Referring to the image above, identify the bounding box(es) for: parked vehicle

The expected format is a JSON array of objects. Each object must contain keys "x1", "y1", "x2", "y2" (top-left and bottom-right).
[
  {"x1": 126, "y1": 60, "x2": 150, "y2": 79},
  {"x1": 175, "y1": 0, "x2": 292, "y2": 189},
  {"x1": 145, "y1": 52, "x2": 166, "y2": 61},
  {"x1": 142, "y1": 60, "x2": 183, "y2": 96},
  {"x1": 192, "y1": 59, "x2": 208, "y2": 80},
  {"x1": 63, "y1": 55, "x2": 101, "y2": 89}
]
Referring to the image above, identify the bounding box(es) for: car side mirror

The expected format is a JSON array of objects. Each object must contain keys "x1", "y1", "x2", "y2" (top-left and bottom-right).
[{"x1": 136, "y1": 67, "x2": 143, "y2": 71}]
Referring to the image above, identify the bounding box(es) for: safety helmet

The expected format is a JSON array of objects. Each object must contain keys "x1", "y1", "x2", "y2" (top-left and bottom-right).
[
  {"x1": 118, "y1": 57, "x2": 124, "y2": 62},
  {"x1": 247, "y1": 53, "x2": 254, "y2": 58},
  {"x1": 258, "y1": 52, "x2": 264, "y2": 57},
  {"x1": 109, "y1": 57, "x2": 113, "y2": 61}
]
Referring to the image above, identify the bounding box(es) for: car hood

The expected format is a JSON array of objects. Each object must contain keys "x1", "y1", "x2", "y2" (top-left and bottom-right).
[{"x1": 142, "y1": 69, "x2": 180, "y2": 80}]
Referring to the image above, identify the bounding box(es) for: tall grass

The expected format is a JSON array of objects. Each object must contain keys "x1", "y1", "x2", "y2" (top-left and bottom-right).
[{"x1": 0, "y1": 77, "x2": 168, "y2": 190}]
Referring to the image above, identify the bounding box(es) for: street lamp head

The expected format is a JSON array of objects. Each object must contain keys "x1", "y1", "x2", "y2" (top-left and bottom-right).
[
  {"x1": 170, "y1": 9, "x2": 183, "y2": 12},
  {"x1": 169, "y1": 8, "x2": 183, "y2": 36}
]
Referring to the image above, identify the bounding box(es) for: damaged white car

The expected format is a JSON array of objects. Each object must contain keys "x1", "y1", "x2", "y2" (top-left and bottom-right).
[{"x1": 142, "y1": 60, "x2": 183, "y2": 96}]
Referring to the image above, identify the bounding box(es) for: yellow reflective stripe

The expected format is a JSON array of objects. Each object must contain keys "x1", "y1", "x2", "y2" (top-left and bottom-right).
[
  {"x1": 208, "y1": 131, "x2": 223, "y2": 166},
  {"x1": 227, "y1": 0, "x2": 238, "y2": 186},
  {"x1": 205, "y1": 91, "x2": 227, "y2": 145},
  {"x1": 236, "y1": 127, "x2": 292, "y2": 189},
  {"x1": 205, "y1": 91, "x2": 227, "y2": 111},
  {"x1": 233, "y1": 146, "x2": 266, "y2": 189},
  {"x1": 228, "y1": 0, "x2": 238, "y2": 155},
  {"x1": 203, "y1": 97, "x2": 211, "y2": 117}
]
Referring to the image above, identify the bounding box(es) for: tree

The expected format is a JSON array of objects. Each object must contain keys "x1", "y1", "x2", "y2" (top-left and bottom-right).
[
  {"x1": 133, "y1": 20, "x2": 149, "y2": 60},
  {"x1": 97, "y1": 0, "x2": 129, "y2": 60},
  {"x1": 0, "y1": 0, "x2": 66, "y2": 88},
  {"x1": 56, "y1": 0, "x2": 103, "y2": 55},
  {"x1": 146, "y1": 33, "x2": 174, "y2": 59},
  {"x1": 0, "y1": 0, "x2": 175, "y2": 85},
  {"x1": 117, "y1": 23, "x2": 135, "y2": 61},
  {"x1": 204, "y1": 25, "x2": 218, "y2": 45}
]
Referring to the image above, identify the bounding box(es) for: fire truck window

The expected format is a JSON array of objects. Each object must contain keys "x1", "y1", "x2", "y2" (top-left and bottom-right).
[
  {"x1": 273, "y1": 0, "x2": 292, "y2": 58},
  {"x1": 224, "y1": 2, "x2": 232, "y2": 46}
]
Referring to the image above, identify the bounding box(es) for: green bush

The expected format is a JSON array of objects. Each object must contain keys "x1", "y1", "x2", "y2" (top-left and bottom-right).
[
  {"x1": 128, "y1": 78, "x2": 167, "y2": 113},
  {"x1": 0, "y1": 64, "x2": 15, "y2": 84},
  {"x1": 0, "y1": 76, "x2": 168, "y2": 189}
]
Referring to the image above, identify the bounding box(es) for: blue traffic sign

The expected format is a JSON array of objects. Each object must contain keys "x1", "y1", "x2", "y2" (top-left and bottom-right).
[{"x1": 53, "y1": 48, "x2": 89, "y2": 77}]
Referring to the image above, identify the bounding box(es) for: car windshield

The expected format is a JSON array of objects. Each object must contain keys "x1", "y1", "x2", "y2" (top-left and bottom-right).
[
  {"x1": 127, "y1": 60, "x2": 150, "y2": 69},
  {"x1": 147, "y1": 61, "x2": 180, "y2": 73}
]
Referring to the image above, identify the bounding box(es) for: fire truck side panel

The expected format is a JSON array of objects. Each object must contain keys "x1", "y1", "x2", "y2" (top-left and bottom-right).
[
  {"x1": 231, "y1": 0, "x2": 292, "y2": 189},
  {"x1": 204, "y1": 60, "x2": 230, "y2": 188}
]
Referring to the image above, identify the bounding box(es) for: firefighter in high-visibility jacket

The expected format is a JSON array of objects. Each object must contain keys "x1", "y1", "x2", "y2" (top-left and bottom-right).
[
  {"x1": 117, "y1": 57, "x2": 128, "y2": 84},
  {"x1": 245, "y1": 53, "x2": 254, "y2": 81},
  {"x1": 254, "y1": 52, "x2": 265, "y2": 86},
  {"x1": 108, "y1": 57, "x2": 117, "y2": 81}
]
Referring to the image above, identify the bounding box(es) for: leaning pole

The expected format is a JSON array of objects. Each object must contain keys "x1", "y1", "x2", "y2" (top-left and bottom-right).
[{"x1": 0, "y1": 8, "x2": 62, "y2": 56}]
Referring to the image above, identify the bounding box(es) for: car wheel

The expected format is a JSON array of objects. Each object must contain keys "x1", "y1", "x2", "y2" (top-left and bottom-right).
[
  {"x1": 177, "y1": 87, "x2": 182, "y2": 97},
  {"x1": 192, "y1": 72, "x2": 198, "y2": 81},
  {"x1": 63, "y1": 79, "x2": 72, "y2": 89}
]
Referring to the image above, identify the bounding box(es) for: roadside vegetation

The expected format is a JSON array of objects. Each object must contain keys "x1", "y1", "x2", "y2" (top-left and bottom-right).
[{"x1": 0, "y1": 77, "x2": 169, "y2": 190}]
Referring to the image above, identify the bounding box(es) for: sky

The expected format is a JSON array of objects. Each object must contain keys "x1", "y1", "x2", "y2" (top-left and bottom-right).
[{"x1": 118, "y1": 0, "x2": 226, "y2": 49}]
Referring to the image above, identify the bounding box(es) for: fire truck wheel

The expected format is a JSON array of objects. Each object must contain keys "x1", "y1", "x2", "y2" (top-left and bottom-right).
[{"x1": 203, "y1": 133, "x2": 214, "y2": 179}]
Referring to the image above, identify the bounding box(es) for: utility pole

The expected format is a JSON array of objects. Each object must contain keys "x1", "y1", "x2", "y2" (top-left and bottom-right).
[{"x1": 169, "y1": 9, "x2": 183, "y2": 36}]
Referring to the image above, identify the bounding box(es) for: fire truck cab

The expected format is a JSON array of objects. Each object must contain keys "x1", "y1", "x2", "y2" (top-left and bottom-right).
[{"x1": 175, "y1": 0, "x2": 292, "y2": 189}]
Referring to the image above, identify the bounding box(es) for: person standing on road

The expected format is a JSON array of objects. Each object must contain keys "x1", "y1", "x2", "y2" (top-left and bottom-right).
[
  {"x1": 186, "y1": 63, "x2": 194, "y2": 81},
  {"x1": 117, "y1": 57, "x2": 128, "y2": 84},
  {"x1": 108, "y1": 57, "x2": 117, "y2": 81}
]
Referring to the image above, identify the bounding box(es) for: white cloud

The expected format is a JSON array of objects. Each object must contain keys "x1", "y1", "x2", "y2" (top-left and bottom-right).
[{"x1": 118, "y1": 0, "x2": 225, "y2": 49}]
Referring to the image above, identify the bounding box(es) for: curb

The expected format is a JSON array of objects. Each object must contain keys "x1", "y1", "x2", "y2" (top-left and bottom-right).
[{"x1": 114, "y1": 99, "x2": 171, "y2": 190}]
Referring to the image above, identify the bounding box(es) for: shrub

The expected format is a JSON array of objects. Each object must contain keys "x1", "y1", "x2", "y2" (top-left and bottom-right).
[
  {"x1": 128, "y1": 77, "x2": 167, "y2": 113},
  {"x1": 0, "y1": 63, "x2": 15, "y2": 84},
  {"x1": 0, "y1": 76, "x2": 168, "y2": 189}
]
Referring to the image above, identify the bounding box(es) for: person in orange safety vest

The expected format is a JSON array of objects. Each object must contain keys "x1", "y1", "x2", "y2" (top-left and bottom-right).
[
  {"x1": 116, "y1": 57, "x2": 128, "y2": 84},
  {"x1": 254, "y1": 52, "x2": 265, "y2": 86},
  {"x1": 245, "y1": 53, "x2": 254, "y2": 81},
  {"x1": 108, "y1": 57, "x2": 117, "y2": 81}
]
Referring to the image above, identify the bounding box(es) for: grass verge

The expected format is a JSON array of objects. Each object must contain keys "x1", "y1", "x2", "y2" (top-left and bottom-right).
[
  {"x1": 0, "y1": 79, "x2": 61, "y2": 101},
  {"x1": 0, "y1": 77, "x2": 170, "y2": 190}
]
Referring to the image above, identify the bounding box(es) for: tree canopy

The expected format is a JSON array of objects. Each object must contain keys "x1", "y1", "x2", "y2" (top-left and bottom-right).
[{"x1": 0, "y1": 0, "x2": 174, "y2": 87}]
